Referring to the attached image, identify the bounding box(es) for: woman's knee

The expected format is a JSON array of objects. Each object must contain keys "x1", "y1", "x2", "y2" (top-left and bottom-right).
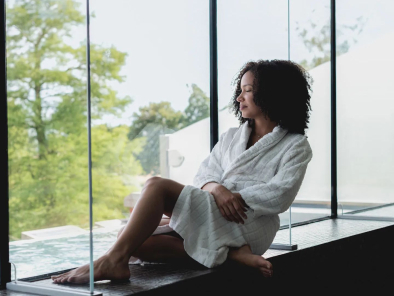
[
  {"x1": 144, "y1": 176, "x2": 163, "y2": 188},
  {"x1": 142, "y1": 177, "x2": 168, "y2": 195}
]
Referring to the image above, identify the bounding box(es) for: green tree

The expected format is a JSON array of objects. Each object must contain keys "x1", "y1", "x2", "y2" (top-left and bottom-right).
[
  {"x1": 128, "y1": 102, "x2": 185, "y2": 141},
  {"x1": 183, "y1": 83, "x2": 210, "y2": 126},
  {"x1": 295, "y1": 16, "x2": 368, "y2": 70},
  {"x1": 7, "y1": 0, "x2": 142, "y2": 239},
  {"x1": 128, "y1": 84, "x2": 210, "y2": 175},
  {"x1": 128, "y1": 102, "x2": 184, "y2": 175}
]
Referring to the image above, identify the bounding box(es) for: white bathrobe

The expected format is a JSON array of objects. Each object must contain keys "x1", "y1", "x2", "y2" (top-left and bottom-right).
[{"x1": 166, "y1": 121, "x2": 313, "y2": 268}]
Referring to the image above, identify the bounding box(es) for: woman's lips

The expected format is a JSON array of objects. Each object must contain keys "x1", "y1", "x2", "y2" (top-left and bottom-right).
[{"x1": 240, "y1": 105, "x2": 247, "y2": 110}]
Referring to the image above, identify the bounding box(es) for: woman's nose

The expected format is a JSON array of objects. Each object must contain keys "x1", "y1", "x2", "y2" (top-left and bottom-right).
[{"x1": 236, "y1": 94, "x2": 243, "y2": 102}]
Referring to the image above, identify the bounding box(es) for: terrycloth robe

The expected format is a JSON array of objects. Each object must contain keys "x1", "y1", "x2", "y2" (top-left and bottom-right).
[{"x1": 167, "y1": 121, "x2": 313, "y2": 268}]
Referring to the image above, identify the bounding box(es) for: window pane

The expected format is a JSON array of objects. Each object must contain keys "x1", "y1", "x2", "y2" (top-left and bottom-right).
[
  {"x1": 337, "y1": 1, "x2": 394, "y2": 215},
  {"x1": 289, "y1": 0, "x2": 332, "y2": 223},
  {"x1": 88, "y1": 0, "x2": 210, "y2": 260},
  {"x1": 217, "y1": 0, "x2": 288, "y2": 135},
  {"x1": 7, "y1": 0, "x2": 91, "y2": 279}
]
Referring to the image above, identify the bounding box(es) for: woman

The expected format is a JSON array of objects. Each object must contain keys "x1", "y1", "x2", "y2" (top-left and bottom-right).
[{"x1": 52, "y1": 59, "x2": 313, "y2": 284}]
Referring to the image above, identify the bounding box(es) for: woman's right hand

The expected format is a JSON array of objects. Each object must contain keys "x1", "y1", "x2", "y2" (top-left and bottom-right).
[{"x1": 211, "y1": 185, "x2": 248, "y2": 224}]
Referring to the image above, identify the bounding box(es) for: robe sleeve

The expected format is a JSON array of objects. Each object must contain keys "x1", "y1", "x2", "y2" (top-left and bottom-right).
[
  {"x1": 193, "y1": 132, "x2": 226, "y2": 189},
  {"x1": 238, "y1": 137, "x2": 313, "y2": 218}
]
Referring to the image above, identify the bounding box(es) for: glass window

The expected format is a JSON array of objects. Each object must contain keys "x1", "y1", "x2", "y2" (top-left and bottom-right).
[
  {"x1": 337, "y1": 1, "x2": 394, "y2": 216},
  {"x1": 7, "y1": 0, "x2": 210, "y2": 279},
  {"x1": 88, "y1": 0, "x2": 210, "y2": 260},
  {"x1": 217, "y1": 0, "x2": 288, "y2": 135},
  {"x1": 289, "y1": 0, "x2": 332, "y2": 224},
  {"x1": 7, "y1": 0, "x2": 92, "y2": 280}
]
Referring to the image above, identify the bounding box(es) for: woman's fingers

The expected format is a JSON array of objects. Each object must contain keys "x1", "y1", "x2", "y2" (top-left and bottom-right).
[
  {"x1": 234, "y1": 200, "x2": 248, "y2": 220},
  {"x1": 219, "y1": 208, "x2": 230, "y2": 221},
  {"x1": 222, "y1": 206, "x2": 233, "y2": 222},
  {"x1": 240, "y1": 198, "x2": 249, "y2": 209},
  {"x1": 222, "y1": 204, "x2": 235, "y2": 222},
  {"x1": 236, "y1": 200, "x2": 248, "y2": 218},
  {"x1": 228, "y1": 203, "x2": 244, "y2": 224},
  {"x1": 218, "y1": 208, "x2": 225, "y2": 218},
  {"x1": 233, "y1": 193, "x2": 248, "y2": 211},
  {"x1": 236, "y1": 194, "x2": 249, "y2": 209},
  {"x1": 215, "y1": 192, "x2": 248, "y2": 223}
]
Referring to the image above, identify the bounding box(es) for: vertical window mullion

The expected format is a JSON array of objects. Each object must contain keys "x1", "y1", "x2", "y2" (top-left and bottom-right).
[
  {"x1": 331, "y1": 0, "x2": 338, "y2": 218},
  {"x1": 0, "y1": 0, "x2": 11, "y2": 288},
  {"x1": 209, "y1": 0, "x2": 219, "y2": 150}
]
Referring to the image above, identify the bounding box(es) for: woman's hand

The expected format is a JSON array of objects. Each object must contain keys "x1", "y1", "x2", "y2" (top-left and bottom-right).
[{"x1": 211, "y1": 185, "x2": 248, "y2": 224}]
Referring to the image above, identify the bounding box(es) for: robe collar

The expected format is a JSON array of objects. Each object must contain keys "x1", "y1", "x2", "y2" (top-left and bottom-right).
[
  {"x1": 239, "y1": 121, "x2": 288, "y2": 152},
  {"x1": 223, "y1": 121, "x2": 288, "y2": 177}
]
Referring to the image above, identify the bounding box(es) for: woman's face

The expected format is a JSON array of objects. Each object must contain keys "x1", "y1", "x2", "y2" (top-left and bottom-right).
[{"x1": 236, "y1": 71, "x2": 262, "y2": 119}]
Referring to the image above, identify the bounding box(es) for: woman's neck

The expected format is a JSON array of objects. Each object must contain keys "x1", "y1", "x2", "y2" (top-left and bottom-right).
[{"x1": 252, "y1": 116, "x2": 278, "y2": 138}]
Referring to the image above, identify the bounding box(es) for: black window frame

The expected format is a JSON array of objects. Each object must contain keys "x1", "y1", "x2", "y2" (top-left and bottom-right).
[{"x1": 0, "y1": 0, "x2": 11, "y2": 288}]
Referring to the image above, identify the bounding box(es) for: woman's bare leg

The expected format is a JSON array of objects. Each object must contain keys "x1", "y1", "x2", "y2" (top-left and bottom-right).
[
  {"x1": 116, "y1": 221, "x2": 191, "y2": 263},
  {"x1": 118, "y1": 223, "x2": 271, "y2": 276},
  {"x1": 228, "y1": 245, "x2": 273, "y2": 278},
  {"x1": 51, "y1": 177, "x2": 185, "y2": 284},
  {"x1": 129, "y1": 234, "x2": 191, "y2": 263}
]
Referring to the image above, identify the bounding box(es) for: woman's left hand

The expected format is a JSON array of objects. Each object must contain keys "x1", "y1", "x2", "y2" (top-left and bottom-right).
[
  {"x1": 233, "y1": 193, "x2": 250, "y2": 209},
  {"x1": 211, "y1": 185, "x2": 248, "y2": 224}
]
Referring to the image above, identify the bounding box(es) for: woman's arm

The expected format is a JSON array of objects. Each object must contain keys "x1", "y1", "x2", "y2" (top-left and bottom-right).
[
  {"x1": 201, "y1": 182, "x2": 221, "y2": 193},
  {"x1": 193, "y1": 132, "x2": 229, "y2": 189},
  {"x1": 238, "y1": 137, "x2": 313, "y2": 218},
  {"x1": 202, "y1": 182, "x2": 248, "y2": 224}
]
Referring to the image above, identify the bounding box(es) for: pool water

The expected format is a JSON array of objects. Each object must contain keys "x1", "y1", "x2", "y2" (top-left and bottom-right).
[{"x1": 9, "y1": 227, "x2": 122, "y2": 280}]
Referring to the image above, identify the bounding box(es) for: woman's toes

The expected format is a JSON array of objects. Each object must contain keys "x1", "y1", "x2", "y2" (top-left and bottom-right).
[
  {"x1": 260, "y1": 256, "x2": 273, "y2": 268},
  {"x1": 53, "y1": 278, "x2": 60, "y2": 283},
  {"x1": 53, "y1": 276, "x2": 63, "y2": 283},
  {"x1": 60, "y1": 276, "x2": 70, "y2": 283},
  {"x1": 68, "y1": 276, "x2": 78, "y2": 283},
  {"x1": 256, "y1": 255, "x2": 273, "y2": 277},
  {"x1": 52, "y1": 274, "x2": 62, "y2": 280},
  {"x1": 56, "y1": 277, "x2": 63, "y2": 283},
  {"x1": 259, "y1": 267, "x2": 272, "y2": 278},
  {"x1": 52, "y1": 271, "x2": 71, "y2": 282}
]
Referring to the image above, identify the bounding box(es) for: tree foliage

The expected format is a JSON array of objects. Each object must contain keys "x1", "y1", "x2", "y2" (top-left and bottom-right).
[
  {"x1": 7, "y1": 0, "x2": 142, "y2": 239},
  {"x1": 295, "y1": 16, "x2": 368, "y2": 70},
  {"x1": 129, "y1": 84, "x2": 210, "y2": 175},
  {"x1": 183, "y1": 83, "x2": 210, "y2": 126}
]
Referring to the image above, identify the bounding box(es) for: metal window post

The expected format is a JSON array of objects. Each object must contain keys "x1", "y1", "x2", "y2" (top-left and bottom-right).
[
  {"x1": 209, "y1": 0, "x2": 219, "y2": 150},
  {"x1": 331, "y1": 0, "x2": 338, "y2": 218},
  {"x1": 0, "y1": 0, "x2": 11, "y2": 289}
]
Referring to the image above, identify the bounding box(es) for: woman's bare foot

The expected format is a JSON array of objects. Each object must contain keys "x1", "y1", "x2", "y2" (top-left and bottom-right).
[
  {"x1": 51, "y1": 254, "x2": 130, "y2": 284},
  {"x1": 229, "y1": 245, "x2": 273, "y2": 278}
]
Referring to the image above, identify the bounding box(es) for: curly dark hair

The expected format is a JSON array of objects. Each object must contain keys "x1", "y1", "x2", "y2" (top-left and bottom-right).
[{"x1": 230, "y1": 59, "x2": 313, "y2": 135}]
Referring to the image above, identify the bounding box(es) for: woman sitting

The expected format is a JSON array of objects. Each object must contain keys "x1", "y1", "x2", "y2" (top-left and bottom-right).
[{"x1": 52, "y1": 59, "x2": 313, "y2": 284}]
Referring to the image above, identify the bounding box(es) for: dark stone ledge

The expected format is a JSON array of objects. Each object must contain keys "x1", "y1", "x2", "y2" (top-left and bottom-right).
[{"x1": 1, "y1": 216, "x2": 394, "y2": 295}]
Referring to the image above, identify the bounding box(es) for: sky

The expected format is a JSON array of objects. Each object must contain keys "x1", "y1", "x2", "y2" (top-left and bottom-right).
[{"x1": 65, "y1": 0, "x2": 394, "y2": 127}]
